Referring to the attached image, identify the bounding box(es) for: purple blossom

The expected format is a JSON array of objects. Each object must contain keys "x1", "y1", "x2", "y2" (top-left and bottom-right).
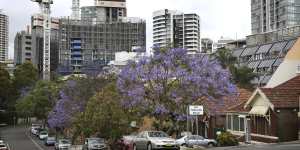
[{"x1": 117, "y1": 47, "x2": 237, "y2": 121}]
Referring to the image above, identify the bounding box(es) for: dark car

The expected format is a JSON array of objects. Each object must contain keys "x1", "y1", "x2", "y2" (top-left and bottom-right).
[{"x1": 45, "y1": 137, "x2": 56, "y2": 146}]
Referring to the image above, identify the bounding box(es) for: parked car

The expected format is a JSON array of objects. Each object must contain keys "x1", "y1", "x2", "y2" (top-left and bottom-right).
[
  {"x1": 55, "y1": 139, "x2": 71, "y2": 150},
  {"x1": 132, "y1": 131, "x2": 180, "y2": 150},
  {"x1": 0, "y1": 140, "x2": 8, "y2": 150},
  {"x1": 31, "y1": 126, "x2": 40, "y2": 136},
  {"x1": 30, "y1": 124, "x2": 41, "y2": 135},
  {"x1": 83, "y1": 138, "x2": 108, "y2": 150},
  {"x1": 39, "y1": 131, "x2": 48, "y2": 140},
  {"x1": 44, "y1": 137, "x2": 56, "y2": 146},
  {"x1": 176, "y1": 135, "x2": 217, "y2": 147}
]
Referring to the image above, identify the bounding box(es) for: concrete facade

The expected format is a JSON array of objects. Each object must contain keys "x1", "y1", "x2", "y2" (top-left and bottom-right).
[
  {"x1": 14, "y1": 29, "x2": 32, "y2": 65},
  {"x1": 31, "y1": 14, "x2": 60, "y2": 77}
]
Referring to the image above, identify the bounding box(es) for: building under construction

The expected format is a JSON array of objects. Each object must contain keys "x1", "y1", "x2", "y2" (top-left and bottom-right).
[
  {"x1": 58, "y1": 0, "x2": 146, "y2": 74},
  {"x1": 58, "y1": 17, "x2": 146, "y2": 74}
]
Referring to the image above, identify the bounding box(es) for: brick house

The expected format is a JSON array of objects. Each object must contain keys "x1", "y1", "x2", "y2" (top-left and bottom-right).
[
  {"x1": 196, "y1": 88, "x2": 252, "y2": 139},
  {"x1": 226, "y1": 75, "x2": 300, "y2": 143}
]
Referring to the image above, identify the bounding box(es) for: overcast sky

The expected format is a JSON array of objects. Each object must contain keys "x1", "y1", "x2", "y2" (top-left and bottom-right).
[{"x1": 0, "y1": 0, "x2": 251, "y2": 59}]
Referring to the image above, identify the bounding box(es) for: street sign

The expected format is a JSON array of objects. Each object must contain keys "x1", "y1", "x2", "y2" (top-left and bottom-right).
[{"x1": 189, "y1": 105, "x2": 204, "y2": 116}]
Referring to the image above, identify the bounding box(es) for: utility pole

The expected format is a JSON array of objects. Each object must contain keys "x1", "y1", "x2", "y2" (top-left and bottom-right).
[{"x1": 31, "y1": 0, "x2": 53, "y2": 80}]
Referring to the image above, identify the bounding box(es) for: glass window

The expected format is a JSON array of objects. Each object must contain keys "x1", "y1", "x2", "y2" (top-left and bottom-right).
[
  {"x1": 240, "y1": 118, "x2": 245, "y2": 131},
  {"x1": 227, "y1": 115, "x2": 232, "y2": 130},
  {"x1": 233, "y1": 115, "x2": 239, "y2": 131}
]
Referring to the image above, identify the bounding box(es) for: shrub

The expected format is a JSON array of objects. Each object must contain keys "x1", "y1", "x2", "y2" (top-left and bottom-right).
[{"x1": 216, "y1": 132, "x2": 239, "y2": 146}]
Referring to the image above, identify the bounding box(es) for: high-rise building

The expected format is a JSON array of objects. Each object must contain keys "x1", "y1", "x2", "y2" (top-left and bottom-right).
[
  {"x1": 71, "y1": 0, "x2": 80, "y2": 20},
  {"x1": 0, "y1": 10, "x2": 8, "y2": 62},
  {"x1": 81, "y1": 0, "x2": 127, "y2": 23},
  {"x1": 153, "y1": 9, "x2": 201, "y2": 53},
  {"x1": 58, "y1": 17, "x2": 146, "y2": 74},
  {"x1": 31, "y1": 14, "x2": 60, "y2": 76},
  {"x1": 251, "y1": 0, "x2": 300, "y2": 34},
  {"x1": 14, "y1": 27, "x2": 32, "y2": 65}
]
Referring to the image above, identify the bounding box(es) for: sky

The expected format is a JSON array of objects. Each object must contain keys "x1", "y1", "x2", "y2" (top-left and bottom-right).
[{"x1": 0, "y1": 0, "x2": 251, "y2": 59}]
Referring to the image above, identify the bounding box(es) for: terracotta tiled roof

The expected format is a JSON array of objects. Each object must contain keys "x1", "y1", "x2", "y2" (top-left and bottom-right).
[
  {"x1": 257, "y1": 75, "x2": 300, "y2": 108},
  {"x1": 274, "y1": 75, "x2": 300, "y2": 90},
  {"x1": 226, "y1": 89, "x2": 253, "y2": 113},
  {"x1": 200, "y1": 88, "x2": 253, "y2": 115},
  {"x1": 261, "y1": 88, "x2": 300, "y2": 108}
]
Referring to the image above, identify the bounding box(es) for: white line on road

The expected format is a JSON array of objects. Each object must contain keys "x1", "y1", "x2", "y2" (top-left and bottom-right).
[{"x1": 25, "y1": 133, "x2": 44, "y2": 150}]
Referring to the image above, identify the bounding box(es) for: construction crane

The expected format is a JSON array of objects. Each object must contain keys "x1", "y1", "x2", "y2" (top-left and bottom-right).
[{"x1": 31, "y1": 0, "x2": 53, "y2": 80}]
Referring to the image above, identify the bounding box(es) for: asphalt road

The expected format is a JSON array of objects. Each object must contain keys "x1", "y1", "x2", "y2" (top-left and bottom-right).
[
  {"x1": 0, "y1": 126, "x2": 53, "y2": 150},
  {"x1": 209, "y1": 143, "x2": 300, "y2": 150}
]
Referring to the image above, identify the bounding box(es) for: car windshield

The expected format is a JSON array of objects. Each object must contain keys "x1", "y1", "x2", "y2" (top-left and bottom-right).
[
  {"x1": 148, "y1": 132, "x2": 168, "y2": 137},
  {"x1": 48, "y1": 137, "x2": 55, "y2": 141},
  {"x1": 89, "y1": 138, "x2": 104, "y2": 143},
  {"x1": 40, "y1": 132, "x2": 47, "y2": 135},
  {"x1": 60, "y1": 139, "x2": 70, "y2": 144}
]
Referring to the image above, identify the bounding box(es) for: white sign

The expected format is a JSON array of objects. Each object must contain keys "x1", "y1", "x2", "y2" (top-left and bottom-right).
[{"x1": 189, "y1": 105, "x2": 204, "y2": 116}]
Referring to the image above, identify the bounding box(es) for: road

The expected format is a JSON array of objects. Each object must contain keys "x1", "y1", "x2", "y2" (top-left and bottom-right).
[
  {"x1": 1, "y1": 126, "x2": 299, "y2": 150},
  {"x1": 0, "y1": 126, "x2": 53, "y2": 150},
  {"x1": 209, "y1": 143, "x2": 300, "y2": 150}
]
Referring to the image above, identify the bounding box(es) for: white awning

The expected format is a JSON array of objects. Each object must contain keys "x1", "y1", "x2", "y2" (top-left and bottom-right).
[{"x1": 249, "y1": 106, "x2": 269, "y2": 116}]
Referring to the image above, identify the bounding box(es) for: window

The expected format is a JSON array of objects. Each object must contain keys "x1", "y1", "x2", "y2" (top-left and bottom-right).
[
  {"x1": 233, "y1": 115, "x2": 239, "y2": 131},
  {"x1": 227, "y1": 114, "x2": 245, "y2": 132}
]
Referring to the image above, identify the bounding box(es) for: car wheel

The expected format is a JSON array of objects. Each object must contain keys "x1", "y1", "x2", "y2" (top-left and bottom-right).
[
  {"x1": 208, "y1": 142, "x2": 214, "y2": 147},
  {"x1": 147, "y1": 143, "x2": 152, "y2": 150},
  {"x1": 181, "y1": 143, "x2": 187, "y2": 147}
]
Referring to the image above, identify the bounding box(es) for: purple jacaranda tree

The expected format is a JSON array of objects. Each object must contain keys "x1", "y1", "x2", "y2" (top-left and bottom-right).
[
  {"x1": 48, "y1": 77, "x2": 114, "y2": 130},
  {"x1": 117, "y1": 47, "x2": 237, "y2": 123}
]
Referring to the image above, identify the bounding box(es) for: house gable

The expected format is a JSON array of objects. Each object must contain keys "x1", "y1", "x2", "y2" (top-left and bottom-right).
[{"x1": 244, "y1": 88, "x2": 274, "y2": 110}]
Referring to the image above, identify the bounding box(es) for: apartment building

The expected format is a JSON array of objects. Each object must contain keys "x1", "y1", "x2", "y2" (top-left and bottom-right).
[
  {"x1": 153, "y1": 9, "x2": 201, "y2": 53},
  {"x1": 0, "y1": 10, "x2": 8, "y2": 62},
  {"x1": 251, "y1": 0, "x2": 300, "y2": 34},
  {"x1": 14, "y1": 27, "x2": 32, "y2": 65}
]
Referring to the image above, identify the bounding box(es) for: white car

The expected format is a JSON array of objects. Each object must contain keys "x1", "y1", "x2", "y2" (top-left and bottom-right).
[
  {"x1": 39, "y1": 131, "x2": 48, "y2": 140},
  {"x1": 132, "y1": 131, "x2": 180, "y2": 150},
  {"x1": 176, "y1": 135, "x2": 217, "y2": 147},
  {"x1": 55, "y1": 139, "x2": 71, "y2": 150},
  {"x1": 31, "y1": 127, "x2": 40, "y2": 135},
  {"x1": 0, "y1": 140, "x2": 9, "y2": 150}
]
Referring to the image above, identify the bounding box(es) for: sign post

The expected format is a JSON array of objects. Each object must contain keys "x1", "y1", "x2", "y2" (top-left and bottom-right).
[{"x1": 189, "y1": 105, "x2": 204, "y2": 135}]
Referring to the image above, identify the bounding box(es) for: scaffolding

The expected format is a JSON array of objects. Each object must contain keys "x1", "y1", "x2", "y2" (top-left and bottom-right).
[{"x1": 58, "y1": 17, "x2": 146, "y2": 74}]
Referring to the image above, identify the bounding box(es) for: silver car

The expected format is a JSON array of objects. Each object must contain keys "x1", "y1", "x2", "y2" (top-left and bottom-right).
[
  {"x1": 132, "y1": 131, "x2": 180, "y2": 150},
  {"x1": 176, "y1": 135, "x2": 217, "y2": 147},
  {"x1": 55, "y1": 139, "x2": 71, "y2": 150},
  {"x1": 83, "y1": 138, "x2": 107, "y2": 150}
]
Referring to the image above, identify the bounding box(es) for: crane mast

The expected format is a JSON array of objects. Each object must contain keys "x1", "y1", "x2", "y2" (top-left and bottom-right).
[{"x1": 31, "y1": 0, "x2": 53, "y2": 80}]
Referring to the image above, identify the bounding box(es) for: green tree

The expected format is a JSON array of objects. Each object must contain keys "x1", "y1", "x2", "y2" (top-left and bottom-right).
[
  {"x1": 15, "y1": 80, "x2": 60, "y2": 125},
  {"x1": 230, "y1": 66, "x2": 257, "y2": 89},
  {"x1": 13, "y1": 62, "x2": 38, "y2": 91},
  {"x1": 0, "y1": 64, "x2": 12, "y2": 108},
  {"x1": 73, "y1": 83, "x2": 139, "y2": 144},
  {"x1": 214, "y1": 49, "x2": 256, "y2": 89},
  {"x1": 213, "y1": 48, "x2": 237, "y2": 68}
]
